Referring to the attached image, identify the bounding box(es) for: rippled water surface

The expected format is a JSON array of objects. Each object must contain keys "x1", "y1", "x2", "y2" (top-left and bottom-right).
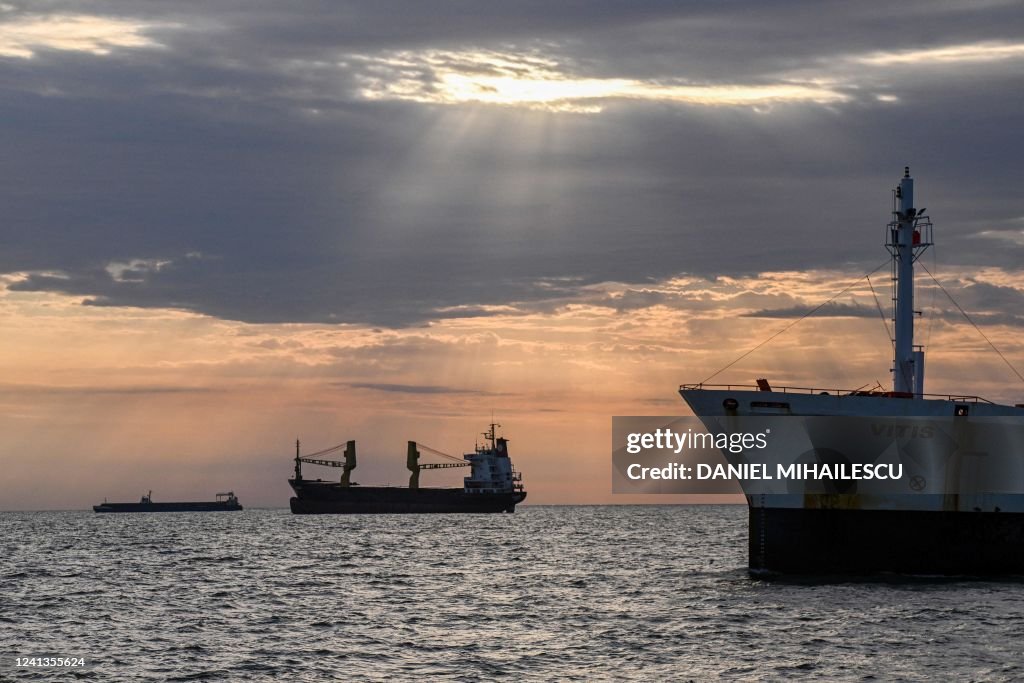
[{"x1": 3, "y1": 506, "x2": 1024, "y2": 681}]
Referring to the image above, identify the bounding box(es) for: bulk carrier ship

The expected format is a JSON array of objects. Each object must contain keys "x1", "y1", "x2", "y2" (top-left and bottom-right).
[
  {"x1": 681, "y1": 168, "x2": 1024, "y2": 575},
  {"x1": 288, "y1": 423, "x2": 526, "y2": 513}
]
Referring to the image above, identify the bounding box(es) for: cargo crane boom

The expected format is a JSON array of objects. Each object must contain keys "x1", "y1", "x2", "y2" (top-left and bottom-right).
[
  {"x1": 293, "y1": 439, "x2": 357, "y2": 486},
  {"x1": 297, "y1": 457, "x2": 346, "y2": 468},
  {"x1": 292, "y1": 439, "x2": 469, "y2": 490},
  {"x1": 407, "y1": 441, "x2": 469, "y2": 489}
]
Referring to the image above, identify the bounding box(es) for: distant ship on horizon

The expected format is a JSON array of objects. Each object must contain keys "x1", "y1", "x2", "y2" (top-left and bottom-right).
[
  {"x1": 93, "y1": 491, "x2": 243, "y2": 513},
  {"x1": 288, "y1": 423, "x2": 527, "y2": 514},
  {"x1": 681, "y1": 167, "x2": 1024, "y2": 575}
]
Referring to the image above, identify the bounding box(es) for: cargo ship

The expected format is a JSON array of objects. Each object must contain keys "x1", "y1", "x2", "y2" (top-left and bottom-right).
[
  {"x1": 681, "y1": 168, "x2": 1024, "y2": 575},
  {"x1": 289, "y1": 423, "x2": 526, "y2": 513},
  {"x1": 93, "y1": 491, "x2": 243, "y2": 512}
]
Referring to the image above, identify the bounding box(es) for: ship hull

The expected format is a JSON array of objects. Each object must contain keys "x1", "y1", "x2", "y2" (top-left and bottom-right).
[
  {"x1": 750, "y1": 504, "x2": 1024, "y2": 576},
  {"x1": 93, "y1": 501, "x2": 242, "y2": 512},
  {"x1": 289, "y1": 481, "x2": 525, "y2": 514},
  {"x1": 681, "y1": 387, "x2": 1024, "y2": 576}
]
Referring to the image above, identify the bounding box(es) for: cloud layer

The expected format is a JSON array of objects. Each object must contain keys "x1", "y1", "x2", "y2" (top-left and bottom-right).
[{"x1": 1, "y1": 1, "x2": 1023, "y2": 326}]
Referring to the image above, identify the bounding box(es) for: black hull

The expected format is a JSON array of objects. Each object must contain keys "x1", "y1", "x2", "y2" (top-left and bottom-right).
[
  {"x1": 93, "y1": 502, "x2": 243, "y2": 513},
  {"x1": 289, "y1": 481, "x2": 525, "y2": 514},
  {"x1": 750, "y1": 506, "x2": 1024, "y2": 576}
]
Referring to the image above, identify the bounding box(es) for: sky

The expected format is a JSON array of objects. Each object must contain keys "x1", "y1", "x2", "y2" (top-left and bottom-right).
[{"x1": 2, "y1": 1, "x2": 1024, "y2": 509}]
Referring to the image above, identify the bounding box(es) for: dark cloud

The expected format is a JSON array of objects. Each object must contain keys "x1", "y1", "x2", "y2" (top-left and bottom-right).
[
  {"x1": 741, "y1": 302, "x2": 881, "y2": 319},
  {"x1": 2, "y1": 2, "x2": 1023, "y2": 326},
  {"x1": 341, "y1": 382, "x2": 505, "y2": 395},
  {"x1": 944, "y1": 280, "x2": 1024, "y2": 312}
]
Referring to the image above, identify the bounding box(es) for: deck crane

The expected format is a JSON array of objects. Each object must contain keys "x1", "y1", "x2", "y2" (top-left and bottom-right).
[
  {"x1": 293, "y1": 438, "x2": 469, "y2": 489},
  {"x1": 293, "y1": 439, "x2": 357, "y2": 486},
  {"x1": 407, "y1": 441, "x2": 469, "y2": 490}
]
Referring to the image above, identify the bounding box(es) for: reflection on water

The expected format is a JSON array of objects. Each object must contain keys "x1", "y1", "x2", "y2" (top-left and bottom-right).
[{"x1": 2, "y1": 506, "x2": 1022, "y2": 681}]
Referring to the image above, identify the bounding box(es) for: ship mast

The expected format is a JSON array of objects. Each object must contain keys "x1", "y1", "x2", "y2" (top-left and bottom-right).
[
  {"x1": 887, "y1": 166, "x2": 932, "y2": 395},
  {"x1": 483, "y1": 422, "x2": 500, "y2": 450}
]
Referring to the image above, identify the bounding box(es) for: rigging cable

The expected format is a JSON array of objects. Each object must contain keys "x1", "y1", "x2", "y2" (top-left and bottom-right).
[
  {"x1": 923, "y1": 242, "x2": 937, "y2": 349},
  {"x1": 866, "y1": 272, "x2": 894, "y2": 345},
  {"x1": 918, "y1": 262, "x2": 1024, "y2": 388},
  {"x1": 700, "y1": 260, "x2": 891, "y2": 385},
  {"x1": 304, "y1": 441, "x2": 349, "y2": 458},
  {"x1": 415, "y1": 443, "x2": 464, "y2": 463}
]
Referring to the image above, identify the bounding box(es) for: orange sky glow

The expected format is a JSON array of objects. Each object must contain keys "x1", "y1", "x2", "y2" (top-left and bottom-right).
[{"x1": 4, "y1": 265, "x2": 1023, "y2": 510}]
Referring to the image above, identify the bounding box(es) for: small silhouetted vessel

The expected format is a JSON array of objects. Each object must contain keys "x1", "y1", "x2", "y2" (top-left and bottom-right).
[
  {"x1": 289, "y1": 423, "x2": 527, "y2": 514},
  {"x1": 93, "y1": 491, "x2": 243, "y2": 513}
]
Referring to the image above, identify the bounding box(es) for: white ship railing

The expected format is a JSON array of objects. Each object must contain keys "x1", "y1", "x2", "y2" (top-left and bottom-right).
[{"x1": 679, "y1": 383, "x2": 995, "y2": 404}]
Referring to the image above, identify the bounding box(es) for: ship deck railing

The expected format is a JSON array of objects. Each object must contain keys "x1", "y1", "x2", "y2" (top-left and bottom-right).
[{"x1": 679, "y1": 383, "x2": 996, "y2": 404}]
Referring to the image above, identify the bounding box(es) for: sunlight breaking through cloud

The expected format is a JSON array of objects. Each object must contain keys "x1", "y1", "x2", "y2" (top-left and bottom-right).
[
  {"x1": 353, "y1": 49, "x2": 848, "y2": 113},
  {"x1": 855, "y1": 41, "x2": 1024, "y2": 66},
  {"x1": 351, "y1": 39, "x2": 1024, "y2": 114},
  {"x1": 0, "y1": 14, "x2": 164, "y2": 58},
  {"x1": 105, "y1": 258, "x2": 173, "y2": 283}
]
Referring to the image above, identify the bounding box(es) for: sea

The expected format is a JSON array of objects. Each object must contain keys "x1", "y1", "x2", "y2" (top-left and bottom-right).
[{"x1": 3, "y1": 505, "x2": 1023, "y2": 681}]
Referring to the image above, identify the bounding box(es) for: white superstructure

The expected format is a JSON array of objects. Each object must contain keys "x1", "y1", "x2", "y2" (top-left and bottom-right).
[
  {"x1": 680, "y1": 168, "x2": 1024, "y2": 514},
  {"x1": 462, "y1": 423, "x2": 525, "y2": 495}
]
